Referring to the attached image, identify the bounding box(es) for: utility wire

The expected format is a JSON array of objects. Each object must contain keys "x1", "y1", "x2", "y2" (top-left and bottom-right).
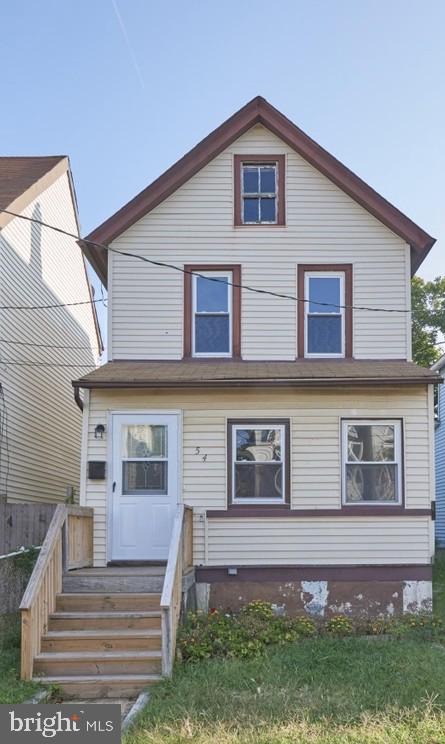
[
  {"x1": 0, "y1": 337, "x2": 101, "y2": 351},
  {"x1": 0, "y1": 208, "x2": 412, "y2": 315},
  {"x1": 0, "y1": 360, "x2": 96, "y2": 368}
]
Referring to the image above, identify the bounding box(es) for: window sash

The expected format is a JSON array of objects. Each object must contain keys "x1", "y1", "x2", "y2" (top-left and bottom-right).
[
  {"x1": 232, "y1": 424, "x2": 286, "y2": 504},
  {"x1": 341, "y1": 420, "x2": 402, "y2": 505},
  {"x1": 304, "y1": 272, "x2": 345, "y2": 358},
  {"x1": 241, "y1": 163, "x2": 278, "y2": 224},
  {"x1": 192, "y1": 272, "x2": 232, "y2": 357}
]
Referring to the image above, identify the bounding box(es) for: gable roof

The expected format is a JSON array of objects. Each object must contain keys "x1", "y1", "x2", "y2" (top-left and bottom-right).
[
  {"x1": 0, "y1": 155, "x2": 104, "y2": 352},
  {"x1": 80, "y1": 96, "x2": 436, "y2": 287},
  {"x1": 0, "y1": 156, "x2": 67, "y2": 218}
]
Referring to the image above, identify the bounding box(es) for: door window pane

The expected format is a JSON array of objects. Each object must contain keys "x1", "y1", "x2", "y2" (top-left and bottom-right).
[
  {"x1": 122, "y1": 425, "x2": 167, "y2": 458},
  {"x1": 196, "y1": 276, "x2": 228, "y2": 312},
  {"x1": 195, "y1": 315, "x2": 230, "y2": 353},
  {"x1": 307, "y1": 316, "x2": 342, "y2": 354},
  {"x1": 235, "y1": 462, "x2": 283, "y2": 500},
  {"x1": 123, "y1": 461, "x2": 168, "y2": 495}
]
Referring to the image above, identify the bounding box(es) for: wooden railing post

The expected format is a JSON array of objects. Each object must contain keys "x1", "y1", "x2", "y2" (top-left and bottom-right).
[
  {"x1": 19, "y1": 504, "x2": 94, "y2": 681},
  {"x1": 160, "y1": 504, "x2": 193, "y2": 677}
]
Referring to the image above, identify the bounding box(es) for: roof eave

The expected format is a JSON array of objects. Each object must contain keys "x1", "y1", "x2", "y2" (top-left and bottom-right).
[{"x1": 73, "y1": 375, "x2": 439, "y2": 390}]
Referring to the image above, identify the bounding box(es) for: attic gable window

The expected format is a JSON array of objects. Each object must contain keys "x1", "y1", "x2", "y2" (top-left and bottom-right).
[{"x1": 234, "y1": 155, "x2": 285, "y2": 226}]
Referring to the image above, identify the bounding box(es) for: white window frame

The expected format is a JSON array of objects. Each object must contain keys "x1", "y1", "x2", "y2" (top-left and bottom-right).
[
  {"x1": 304, "y1": 271, "x2": 345, "y2": 358},
  {"x1": 192, "y1": 271, "x2": 232, "y2": 358},
  {"x1": 341, "y1": 419, "x2": 403, "y2": 506},
  {"x1": 241, "y1": 162, "x2": 278, "y2": 225},
  {"x1": 232, "y1": 423, "x2": 286, "y2": 505}
]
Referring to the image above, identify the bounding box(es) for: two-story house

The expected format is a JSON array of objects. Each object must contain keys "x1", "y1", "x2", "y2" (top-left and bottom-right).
[
  {"x1": 19, "y1": 98, "x2": 440, "y2": 698},
  {"x1": 74, "y1": 97, "x2": 437, "y2": 621},
  {"x1": 0, "y1": 156, "x2": 101, "y2": 505}
]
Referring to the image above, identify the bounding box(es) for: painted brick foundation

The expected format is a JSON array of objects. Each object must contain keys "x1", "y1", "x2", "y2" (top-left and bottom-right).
[{"x1": 195, "y1": 566, "x2": 433, "y2": 618}]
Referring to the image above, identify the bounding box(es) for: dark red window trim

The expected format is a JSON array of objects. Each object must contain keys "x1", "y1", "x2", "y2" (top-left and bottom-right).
[
  {"x1": 228, "y1": 418, "x2": 291, "y2": 508},
  {"x1": 183, "y1": 264, "x2": 241, "y2": 358},
  {"x1": 234, "y1": 154, "x2": 285, "y2": 226},
  {"x1": 297, "y1": 264, "x2": 353, "y2": 358}
]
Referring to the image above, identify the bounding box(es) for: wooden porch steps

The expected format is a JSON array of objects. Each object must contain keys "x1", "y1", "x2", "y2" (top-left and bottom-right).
[
  {"x1": 33, "y1": 675, "x2": 161, "y2": 699},
  {"x1": 33, "y1": 589, "x2": 163, "y2": 698},
  {"x1": 34, "y1": 650, "x2": 162, "y2": 676},
  {"x1": 41, "y1": 629, "x2": 162, "y2": 652}
]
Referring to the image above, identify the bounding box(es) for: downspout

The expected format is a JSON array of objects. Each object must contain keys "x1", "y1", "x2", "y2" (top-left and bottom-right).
[{"x1": 73, "y1": 385, "x2": 83, "y2": 412}]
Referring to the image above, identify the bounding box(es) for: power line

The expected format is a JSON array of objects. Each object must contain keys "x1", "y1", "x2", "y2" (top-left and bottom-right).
[
  {"x1": 0, "y1": 298, "x2": 104, "y2": 311},
  {"x1": 0, "y1": 360, "x2": 96, "y2": 368},
  {"x1": 0, "y1": 337, "x2": 101, "y2": 351},
  {"x1": 0, "y1": 207, "x2": 412, "y2": 315}
]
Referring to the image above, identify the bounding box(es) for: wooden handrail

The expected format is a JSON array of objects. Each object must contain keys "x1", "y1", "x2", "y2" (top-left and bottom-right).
[
  {"x1": 20, "y1": 503, "x2": 93, "y2": 680},
  {"x1": 160, "y1": 504, "x2": 193, "y2": 676}
]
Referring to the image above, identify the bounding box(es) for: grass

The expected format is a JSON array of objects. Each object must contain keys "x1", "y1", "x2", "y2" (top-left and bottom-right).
[
  {"x1": 0, "y1": 614, "x2": 41, "y2": 704},
  {"x1": 125, "y1": 554, "x2": 445, "y2": 743}
]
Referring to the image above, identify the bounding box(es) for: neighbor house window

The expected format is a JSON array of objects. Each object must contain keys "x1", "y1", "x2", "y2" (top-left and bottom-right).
[
  {"x1": 184, "y1": 265, "x2": 241, "y2": 358},
  {"x1": 234, "y1": 155, "x2": 285, "y2": 226},
  {"x1": 342, "y1": 420, "x2": 402, "y2": 505},
  {"x1": 229, "y1": 419, "x2": 290, "y2": 505},
  {"x1": 298, "y1": 264, "x2": 353, "y2": 358}
]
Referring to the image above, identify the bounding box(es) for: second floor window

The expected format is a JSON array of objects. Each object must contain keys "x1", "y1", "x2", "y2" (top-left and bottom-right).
[
  {"x1": 192, "y1": 271, "x2": 232, "y2": 357},
  {"x1": 298, "y1": 264, "x2": 353, "y2": 358},
  {"x1": 184, "y1": 264, "x2": 241, "y2": 359},
  {"x1": 305, "y1": 272, "x2": 344, "y2": 357}
]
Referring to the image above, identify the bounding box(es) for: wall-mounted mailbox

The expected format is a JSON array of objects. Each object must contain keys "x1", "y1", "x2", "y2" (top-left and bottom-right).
[{"x1": 88, "y1": 461, "x2": 106, "y2": 480}]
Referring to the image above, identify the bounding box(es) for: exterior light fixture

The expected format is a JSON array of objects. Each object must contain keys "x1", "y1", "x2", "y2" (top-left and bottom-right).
[{"x1": 94, "y1": 424, "x2": 106, "y2": 440}]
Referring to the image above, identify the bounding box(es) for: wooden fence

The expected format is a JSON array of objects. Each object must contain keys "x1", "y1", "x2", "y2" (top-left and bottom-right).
[{"x1": 0, "y1": 502, "x2": 57, "y2": 555}]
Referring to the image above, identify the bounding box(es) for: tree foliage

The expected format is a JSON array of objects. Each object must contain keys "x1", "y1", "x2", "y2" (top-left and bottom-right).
[{"x1": 411, "y1": 276, "x2": 445, "y2": 367}]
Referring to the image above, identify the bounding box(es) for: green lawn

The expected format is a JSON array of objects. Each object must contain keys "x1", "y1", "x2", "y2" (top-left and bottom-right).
[
  {"x1": 126, "y1": 555, "x2": 445, "y2": 743},
  {"x1": 0, "y1": 615, "x2": 41, "y2": 704}
]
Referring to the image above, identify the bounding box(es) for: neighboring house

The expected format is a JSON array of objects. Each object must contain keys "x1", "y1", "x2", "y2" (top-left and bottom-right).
[
  {"x1": 0, "y1": 157, "x2": 101, "y2": 504},
  {"x1": 74, "y1": 96, "x2": 438, "y2": 618},
  {"x1": 432, "y1": 353, "x2": 445, "y2": 548}
]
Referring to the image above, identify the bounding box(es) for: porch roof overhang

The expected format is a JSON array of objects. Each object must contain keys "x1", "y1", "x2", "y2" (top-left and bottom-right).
[{"x1": 73, "y1": 359, "x2": 441, "y2": 390}]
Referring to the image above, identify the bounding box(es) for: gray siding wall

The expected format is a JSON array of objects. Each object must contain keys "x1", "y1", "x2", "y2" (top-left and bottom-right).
[{"x1": 435, "y1": 379, "x2": 445, "y2": 547}]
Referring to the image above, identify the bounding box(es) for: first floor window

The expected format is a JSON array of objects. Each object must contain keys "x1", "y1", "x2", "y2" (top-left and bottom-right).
[
  {"x1": 230, "y1": 420, "x2": 289, "y2": 504},
  {"x1": 342, "y1": 420, "x2": 402, "y2": 504},
  {"x1": 192, "y1": 271, "x2": 232, "y2": 356}
]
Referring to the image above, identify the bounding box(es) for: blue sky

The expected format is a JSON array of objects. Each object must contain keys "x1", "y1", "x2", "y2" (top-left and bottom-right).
[{"x1": 1, "y1": 0, "x2": 444, "y2": 345}]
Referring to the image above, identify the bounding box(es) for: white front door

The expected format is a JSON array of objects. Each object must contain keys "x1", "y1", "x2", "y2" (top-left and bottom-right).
[{"x1": 110, "y1": 413, "x2": 179, "y2": 561}]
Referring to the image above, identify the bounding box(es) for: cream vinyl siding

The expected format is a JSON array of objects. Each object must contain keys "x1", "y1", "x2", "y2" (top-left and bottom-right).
[
  {"x1": 109, "y1": 124, "x2": 410, "y2": 362},
  {"x1": 83, "y1": 386, "x2": 432, "y2": 566},
  {"x1": 0, "y1": 172, "x2": 98, "y2": 503}
]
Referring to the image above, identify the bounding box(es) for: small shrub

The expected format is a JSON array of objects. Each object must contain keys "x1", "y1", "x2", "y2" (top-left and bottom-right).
[
  {"x1": 240, "y1": 600, "x2": 274, "y2": 621},
  {"x1": 292, "y1": 615, "x2": 317, "y2": 637},
  {"x1": 326, "y1": 614, "x2": 353, "y2": 636}
]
